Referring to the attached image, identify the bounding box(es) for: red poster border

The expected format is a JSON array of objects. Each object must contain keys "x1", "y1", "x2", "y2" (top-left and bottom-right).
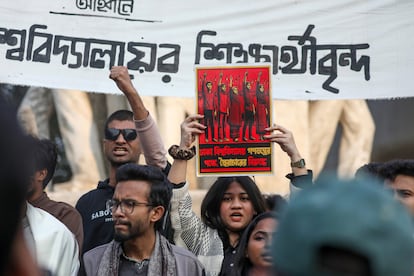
[{"x1": 195, "y1": 65, "x2": 273, "y2": 176}]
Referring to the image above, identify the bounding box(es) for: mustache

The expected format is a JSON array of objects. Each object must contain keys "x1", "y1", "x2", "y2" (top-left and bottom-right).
[{"x1": 114, "y1": 220, "x2": 131, "y2": 226}]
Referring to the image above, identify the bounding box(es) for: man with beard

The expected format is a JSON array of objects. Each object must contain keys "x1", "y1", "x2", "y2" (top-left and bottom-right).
[
  {"x1": 76, "y1": 66, "x2": 169, "y2": 255},
  {"x1": 81, "y1": 164, "x2": 205, "y2": 276}
]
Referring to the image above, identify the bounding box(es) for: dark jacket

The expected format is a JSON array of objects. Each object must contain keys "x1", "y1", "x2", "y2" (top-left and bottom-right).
[{"x1": 75, "y1": 179, "x2": 115, "y2": 255}]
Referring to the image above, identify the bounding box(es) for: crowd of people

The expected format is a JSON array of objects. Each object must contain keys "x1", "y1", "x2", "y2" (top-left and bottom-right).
[{"x1": 1, "y1": 65, "x2": 414, "y2": 276}]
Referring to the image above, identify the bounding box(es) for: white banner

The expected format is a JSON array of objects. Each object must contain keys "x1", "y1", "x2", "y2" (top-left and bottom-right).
[{"x1": 1, "y1": 0, "x2": 413, "y2": 99}]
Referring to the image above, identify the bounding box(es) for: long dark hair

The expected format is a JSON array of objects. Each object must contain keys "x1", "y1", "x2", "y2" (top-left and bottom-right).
[
  {"x1": 200, "y1": 176, "x2": 266, "y2": 248},
  {"x1": 233, "y1": 212, "x2": 276, "y2": 276}
]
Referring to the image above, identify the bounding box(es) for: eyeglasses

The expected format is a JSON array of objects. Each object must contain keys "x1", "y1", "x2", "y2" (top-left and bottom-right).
[
  {"x1": 105, "y1": 128, "x2": 137, "y2": 141},
  {"x1": 106, "y1": 199, "x2": 152, "y2": 214}
]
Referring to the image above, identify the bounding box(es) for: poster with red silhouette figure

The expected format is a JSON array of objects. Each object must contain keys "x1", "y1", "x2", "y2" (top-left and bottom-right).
[{"x1": 196, "y1": 65, "x2": 273, "y2": 176}]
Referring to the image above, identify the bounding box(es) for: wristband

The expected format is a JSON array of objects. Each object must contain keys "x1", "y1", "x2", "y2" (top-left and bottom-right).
[{"x1": 168, "y1": 145, "x2": 196, "y2": 160}]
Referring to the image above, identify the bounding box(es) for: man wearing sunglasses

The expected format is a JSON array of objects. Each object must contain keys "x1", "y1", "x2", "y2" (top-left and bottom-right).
[
  {"x1": 81, "y1": 164, "x2": 205, "y2": 276},
  {"x1": 76, "y1": 66, "x2": 170, "y2": 256}
]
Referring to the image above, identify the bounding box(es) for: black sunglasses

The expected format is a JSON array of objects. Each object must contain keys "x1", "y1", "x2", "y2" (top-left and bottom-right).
[{"x1": 105, "y1": 128, "x2": 137, "y2": 141}]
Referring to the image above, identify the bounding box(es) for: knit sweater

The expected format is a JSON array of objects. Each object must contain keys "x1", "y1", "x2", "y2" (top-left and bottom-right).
[{"x1": 171, "y1": 181, "x2": 223, "y2": 276}]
